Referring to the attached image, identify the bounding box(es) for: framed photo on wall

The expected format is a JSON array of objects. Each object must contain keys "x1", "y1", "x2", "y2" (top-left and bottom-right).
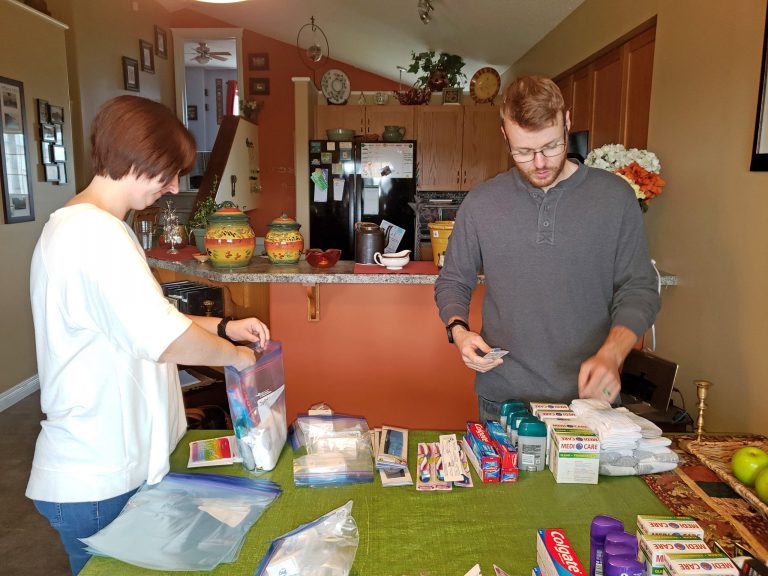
[
  {"x1": 0, "y1": 75, "x2": 35, "y2": 223},
  {"x1": 187, "y1": 105, "x2": 198, "y2": 121},
  {"x1": 37, "y1": 98, "x2": 49, "y2": 124},
  {"x1": 40, "y1": 123, "x2": 55, "y2": 142},
  {"x1": 122, "y1": 56, "x2": 140, "y2": 92},
  {"x1": 249, "y1": 77, "x2": 270, "y2": 96},
  {"x1": 40, "y1": 142, "x2": 53, "y2": 165},
  {"x1": 248, "y1": 53, "x2": 269, "y2": 71},
  {"x1": 154, "y1": 25, "x2": 168, "y2": 59},
  {"x1": 49, "y1": 104, "x2": 64, "y2": 124},
  {"x1": 140, "y1": 40, "x2": 155, "y2": 73}
]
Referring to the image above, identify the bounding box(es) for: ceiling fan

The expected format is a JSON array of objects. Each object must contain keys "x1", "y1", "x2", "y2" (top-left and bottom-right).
[{"x1": 187, "y1": 42, "x2": 231, "y2": 64}]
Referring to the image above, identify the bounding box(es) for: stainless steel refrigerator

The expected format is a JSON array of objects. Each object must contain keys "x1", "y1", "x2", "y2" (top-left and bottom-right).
[{"x1": 308, "y1": 140, "x2": 417, "y2": 260}]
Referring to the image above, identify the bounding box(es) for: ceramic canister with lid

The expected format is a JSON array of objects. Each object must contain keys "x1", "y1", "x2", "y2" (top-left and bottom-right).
[
  {"x1": 204, "y1": 202, "x2": 256, "y2": 268},
  {"x1": 264, "y1": 212, "x2": 304, "y2": 264}
]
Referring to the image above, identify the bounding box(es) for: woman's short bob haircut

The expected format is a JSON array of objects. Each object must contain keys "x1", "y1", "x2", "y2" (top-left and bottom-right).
[
  {"x1": 500, "y1": 75, "x2": 566, "y2": 131},
  {"x1": 91, "y1": 95, "x2": 196, "y2": 185}
]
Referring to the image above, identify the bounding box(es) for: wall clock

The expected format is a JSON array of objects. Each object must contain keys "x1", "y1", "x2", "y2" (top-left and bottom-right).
[{"x1": 469, "y1": 67, "x2": 501, "y2": 104}]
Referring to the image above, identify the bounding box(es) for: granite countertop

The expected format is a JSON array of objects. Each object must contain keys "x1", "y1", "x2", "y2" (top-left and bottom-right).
[{"x1": 148, "y1": 255, "x2": 679, "y2": 287}]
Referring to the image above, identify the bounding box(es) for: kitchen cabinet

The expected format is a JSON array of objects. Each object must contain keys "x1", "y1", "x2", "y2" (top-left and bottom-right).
[
  {"x1": 415, "y1": 105, "x2": 508, "y2": 191},
  {"x1": 315, "y1": 105, "x2": 414, "y2": 140},
  {"x1": 555, "y1": 22, "x2": 655, "y2": 150}
]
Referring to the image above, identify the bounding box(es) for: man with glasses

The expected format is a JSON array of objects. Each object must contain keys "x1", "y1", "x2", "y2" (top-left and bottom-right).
[{"x1": 435, "y1": 76, "x2": 659, "y2": 423}]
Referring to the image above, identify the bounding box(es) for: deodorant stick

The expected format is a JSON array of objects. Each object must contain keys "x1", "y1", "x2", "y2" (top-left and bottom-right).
[
  {"x1": 603, "y1": 556, "x2": 644, "y2": 576},
  {"x1": 517, "y1": 418, "x2": 547, "y2": 472},
  {"x1": 589, "y1": 515, "x2": 624, "y2": 576},
  {"x1": 603, "y1": 532, "x2": 638, "y2": 556}
]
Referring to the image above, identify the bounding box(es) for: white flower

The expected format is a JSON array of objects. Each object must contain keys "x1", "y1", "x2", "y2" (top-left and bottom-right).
[{"x1": 585, "y1": 144, "x2": 661, "y2": 174}]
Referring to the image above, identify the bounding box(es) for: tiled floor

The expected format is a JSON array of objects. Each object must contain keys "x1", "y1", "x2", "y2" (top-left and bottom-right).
[{"x1": 0, "y1": 391, "x2": 70, "y2": 575}]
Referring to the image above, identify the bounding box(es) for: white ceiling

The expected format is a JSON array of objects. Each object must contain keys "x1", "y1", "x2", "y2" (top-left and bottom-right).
[{"x1": 159, "y1": 0, "x2": 583, "y2": 83}]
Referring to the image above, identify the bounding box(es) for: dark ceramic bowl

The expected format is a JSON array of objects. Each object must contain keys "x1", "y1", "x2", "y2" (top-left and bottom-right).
[{"x1": 305, "y1": 248, "x2": 342, "y2": 268}]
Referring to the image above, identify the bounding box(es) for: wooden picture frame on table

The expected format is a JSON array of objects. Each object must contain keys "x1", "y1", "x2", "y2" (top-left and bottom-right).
[
  {"x1": 154, "y1": 25, "x2": 168, "y2": 59},
  {"x1": 140, "y1": 40, "x2": 155, "y2": 73},
  {"x1": 0, "y1": 75, "x2": 35, "y2": 223},
  {"x1": 249, "y1": 78, "x2": 270, "y2": 96},
  {"x1": 248, "y1": 52, "x2": 269, "y2": 71},
  {"x1": 122, "y1": 57, "x2": 140, "y2": 92}
]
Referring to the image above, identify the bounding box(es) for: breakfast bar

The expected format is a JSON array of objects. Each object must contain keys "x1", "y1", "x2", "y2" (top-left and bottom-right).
[{"x1": 149, "y1": 253, "x2": 678, "y2": 430}]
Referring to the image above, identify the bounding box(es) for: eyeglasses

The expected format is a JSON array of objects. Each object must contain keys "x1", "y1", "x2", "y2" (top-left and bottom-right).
[{"x1": 509, "y1": 128, "x2": 568, "y2": 163}]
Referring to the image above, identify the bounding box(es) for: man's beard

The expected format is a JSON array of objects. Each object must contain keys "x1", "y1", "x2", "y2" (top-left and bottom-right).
[{"x1": 517, "y1": 153, "x2": 567, "y2": 190}]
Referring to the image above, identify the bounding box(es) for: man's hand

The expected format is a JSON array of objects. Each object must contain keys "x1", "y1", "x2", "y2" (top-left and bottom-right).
[
  {"x1": 225, "y1": 318, "x2": 270, "y2": 347},
  {"x1": 453, "y1": 328, "x2": 504, "y2": 373},
  {"x1": 578, "y1": 325, "x2": 638, "y2": 402}
]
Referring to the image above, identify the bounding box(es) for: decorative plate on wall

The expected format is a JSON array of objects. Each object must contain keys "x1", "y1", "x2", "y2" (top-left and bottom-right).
[
  {"x1": 321, "y1": 68, "x2": 351, "y2": 105},
  {"x1": 469, "y1": 67, "x2": 501, "y2": 104}
]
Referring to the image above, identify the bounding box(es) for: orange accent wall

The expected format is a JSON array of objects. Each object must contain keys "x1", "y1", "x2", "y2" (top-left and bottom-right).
[
  {"x1": 170, "y1": 10, "x2": 399, "y2": 236},
  {"x1": 269, "y1": 283, "x2": 486, "y2": 430}
]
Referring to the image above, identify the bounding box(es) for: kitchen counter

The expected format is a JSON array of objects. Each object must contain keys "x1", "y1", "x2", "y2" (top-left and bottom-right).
[{"x1": 147, "y1": 255, "x2": 679, "y2": 286}]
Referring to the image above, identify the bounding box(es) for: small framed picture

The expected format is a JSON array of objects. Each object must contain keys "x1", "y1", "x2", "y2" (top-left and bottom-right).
[
  {"x1": 44, "y1": 163, "x2": 59, "y2": 182},
  {"x1": 154, "y1": 25, "x2": 168, "y2": 59},
  {"x1": 40, "y1": 142, "x2": 53, "y2": 165},
  {"x1": 122, "y1": 56, "x2": 140, "y2": 92},
  {"x1": 37, "y1": 98, "x2": 49, "y2": 124},
  {"x1": 52, "y1": 145, "x2": 66, "y2": 163},
  {"x1": 56, "y1": 163, "x2": 67, "y2": 185},
  {"x1": 248, "y1": 52, "x2": 269, "y2": 71},
  {"x1": 54, "y1": 124, "x2": 63, "y2": 145},
  {"x1": 187, "y1": 104, "x2": 198, "y2": 121},
  {"x1": 442, "y1": 87, "x2": 461, "y2": 105},
  {"x1": 249, "y1": 77, "x2": 270, "y2": 96},
  {"x1": 40, "y1": 123, "x2": 55, "y2": 142},
  {"x1": 49, "y1": 104, "x2": 64, "y2": 124},
  {"x1": 140, "y1": 40, "x2": 155, "y2": 73}
]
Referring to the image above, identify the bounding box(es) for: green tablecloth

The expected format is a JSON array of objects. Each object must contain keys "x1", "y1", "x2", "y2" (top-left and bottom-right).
[{"x1": 81, "y1": 430, "x2": 669, "y2": 576}]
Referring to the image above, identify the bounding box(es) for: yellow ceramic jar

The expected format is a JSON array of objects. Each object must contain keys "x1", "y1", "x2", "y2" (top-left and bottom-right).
[
  {"x1": 265, "y1": 212, "x2": 304, "y2": 265},
  {"x1": 204, "y1": 202, "x2": 256, "y2": 268}
]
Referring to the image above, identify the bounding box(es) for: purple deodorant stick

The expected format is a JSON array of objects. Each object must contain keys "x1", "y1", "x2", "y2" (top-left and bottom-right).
[
  {"x1": 604, "y1": 556, "x2": 644, "y2": 576},
  {"x1": 603, "y1": 531, "x2": 638, "y2": 557},
  {"x1": 590, "y1": 515, "x2": 624, "y2": 576}
]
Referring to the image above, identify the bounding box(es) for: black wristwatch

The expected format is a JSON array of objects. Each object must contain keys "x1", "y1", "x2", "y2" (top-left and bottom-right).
[
  {"x1": 446, "y1": 319, "x2": 470, "y2": 343},
  {"x1": 217, "y1": 316, "x2": 234, "y2": 340}
]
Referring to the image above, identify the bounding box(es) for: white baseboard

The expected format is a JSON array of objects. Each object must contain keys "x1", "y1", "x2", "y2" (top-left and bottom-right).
[{"x1": 0, "y1": 375, "x2": 40, "y2": 412}]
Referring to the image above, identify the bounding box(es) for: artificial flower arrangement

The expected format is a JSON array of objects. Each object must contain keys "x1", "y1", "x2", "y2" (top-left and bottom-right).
[
  {"x1": 240, "y1": 99, "x2": 263, "y2": 122},
  {"x1": 584, "y1": 144, "x2": 666, "y2": 212}
]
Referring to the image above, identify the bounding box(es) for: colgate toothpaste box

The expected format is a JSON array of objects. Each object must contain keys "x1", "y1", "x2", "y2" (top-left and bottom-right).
[
  {"x1": 484, "y1": 420, "x2": 519, "y2": 482},
  {"x1": 639, "y1": 534, "x2": 711, "y2": 570},
  {"x1": 663, "y1": 552, "x2": 739, "y2": 575},
  {"x1": 536, "y1": 528, "x2": 588, "y2": 576},
  {"x1": 464, "y1": 422, "x2": 501, "y2": 482}
]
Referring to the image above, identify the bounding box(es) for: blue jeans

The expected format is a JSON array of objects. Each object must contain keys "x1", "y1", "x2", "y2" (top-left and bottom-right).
[
  {"x1": 34, "y1": 488, "x2": 138, "y2": 575},
  {"x1": 478, "y1": 396, "x2": 502, "y2": 424}
]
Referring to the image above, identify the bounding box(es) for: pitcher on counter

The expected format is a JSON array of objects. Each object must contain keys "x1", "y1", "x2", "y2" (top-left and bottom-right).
[
  {"x1": 434, "y1": 76, "x2": 659, "y2": 423},
  {"x1": 26, "y1": 96, "x2": 270, "y2": 575}
]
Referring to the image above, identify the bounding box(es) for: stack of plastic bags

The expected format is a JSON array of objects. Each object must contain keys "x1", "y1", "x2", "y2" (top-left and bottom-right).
[
  {"x1": 81, "y1": 473, "x2": 281, "y2": 571},
  {"x1": 255, "y1": 500, "x2": 359, "y2": 576},
  {"x1": 290, "y1": 414, "x2": 374, "y2": 487},
  {"x1": 569, "y1": 399, "x2": 678, "y2": 476}
]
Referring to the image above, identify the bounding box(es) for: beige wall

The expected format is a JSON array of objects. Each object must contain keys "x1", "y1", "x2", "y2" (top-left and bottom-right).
[
  {"x1": 0, "y1": 0, "x2": 74, "y2": 396},
  {"x1": 514, "y1": 0, "x2": 768, "y2": 434}
]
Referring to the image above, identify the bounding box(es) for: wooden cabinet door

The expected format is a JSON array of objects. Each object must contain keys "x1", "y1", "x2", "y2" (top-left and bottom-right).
[
  {"x1": 590, "y1": 47, "x2": 623, "y2": 148},
  {"x1": 571, "y1": 67, "x2": 592, "y2": 133},
  {"x1": 315, "y1": 105, "x2": 364, "y2": 138},
  {"x1": 364, "y1": 106, "x2": 415, "y2": 139},
  {"x1": 623, "y1": 26, "x2": 655, "y2": 149},
  {"x1": 461, "y1": 105, "x2": 509, "y2": 190},
  {"x1": 415, "y1": 106, "x2": 464, "y2": 191}
]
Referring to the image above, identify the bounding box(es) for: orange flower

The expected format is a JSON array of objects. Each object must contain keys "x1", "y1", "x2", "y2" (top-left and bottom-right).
[{"x1": 616, "y1": 162, "x2": 666, "y2": 201}]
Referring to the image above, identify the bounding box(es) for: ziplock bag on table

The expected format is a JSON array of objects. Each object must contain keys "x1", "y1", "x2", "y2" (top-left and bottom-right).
[
  {"x1": 81, "y1": 472, "x2": 281, "y2": 571},
  {"x1": 225, "y1": 340, "x2": 287, "y2": 471},
  {"x1": 255, "y1": 500, "x2": 358, "y2": 576}
]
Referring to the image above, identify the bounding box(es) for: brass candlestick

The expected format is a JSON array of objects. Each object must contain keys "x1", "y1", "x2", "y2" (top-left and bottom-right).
[{"x1": 693, "y1": 380, "x2": 713, "y2": 441}]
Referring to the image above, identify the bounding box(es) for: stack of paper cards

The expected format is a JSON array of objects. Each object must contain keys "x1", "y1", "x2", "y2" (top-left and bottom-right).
[
  {"x1": 375, "y1": 426, "x2": 413, "y2": 486},
  {"x1": 187, "y1": 436, "x2": 243, "y2": 468}
]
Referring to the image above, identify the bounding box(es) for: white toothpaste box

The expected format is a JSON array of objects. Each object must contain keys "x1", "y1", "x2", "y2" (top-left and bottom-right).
[
  {"x1": 639, "y1": 534, "x2": 711, "y2": 570},
  {"x1": 637, "y1": 515, "x2": 705, "y2": 539},
  {"x1": 548, "y1": 427, "x2": 599, "y2": 484},
  {"x1": 529, "y1": 402, "x2": 571, "y2": 417},
  {"x1": 536, "y1": 528, "x2": 588, "y2": 576},
  {"x1": 662, "y1": 552, "x2": 739, "y2": 575}
]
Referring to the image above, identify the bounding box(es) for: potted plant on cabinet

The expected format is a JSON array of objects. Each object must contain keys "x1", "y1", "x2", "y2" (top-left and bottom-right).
[
  {"x1": 188, "y1": 192, "x2": 222, "y2": 253},
  {"x1": 407, "y1": 50, "x2": 467, "y2": 92}
]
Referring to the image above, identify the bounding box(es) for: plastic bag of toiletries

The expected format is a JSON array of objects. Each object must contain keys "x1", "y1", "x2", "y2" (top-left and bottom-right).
[
  {"x1": 225, "y1": 340, "x2": 287, "y2": 471},
  {"x1": 81, "y1": 473, "x2": 281, "y2": 571},
  {"x1": 290, "y1": 414, "x2": 374, "y2": 486},
  {"x1": 255, "y1": 500, "x2": 359, "y2": 576}
]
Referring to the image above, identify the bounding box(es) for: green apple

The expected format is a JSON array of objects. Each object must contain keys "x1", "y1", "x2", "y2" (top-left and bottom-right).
[
  {"x1": 755, "y1": 467, "x2": 768, "y2": 504},
  {"x1": 731, "y1": 446, "x2": 768, "y2": 486}
]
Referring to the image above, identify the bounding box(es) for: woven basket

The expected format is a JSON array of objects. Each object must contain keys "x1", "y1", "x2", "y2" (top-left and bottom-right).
[{"x1": 685, "y1": 437, "x2": 768, "y2": 519}]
